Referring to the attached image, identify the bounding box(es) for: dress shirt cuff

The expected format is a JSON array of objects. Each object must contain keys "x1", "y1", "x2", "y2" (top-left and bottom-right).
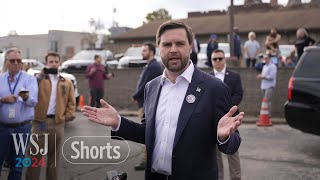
[
  {"x1": 111, "y1": 115, "x2": 122, "y2": 131},
  {"x1": 217, "y1": 135, "x2": 230, "y2": 145}
]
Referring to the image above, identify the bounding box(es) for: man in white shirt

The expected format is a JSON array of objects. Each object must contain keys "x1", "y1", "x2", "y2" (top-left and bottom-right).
[
  {"x1": 257, "y1": 53, "x2": 277, "y2": 117},
  {"x1": 82, "y1": 20, "x2": 244, "y2": 180},
  {"x1": 26, "y1": 52, "x2": 75, "y2": 180}
]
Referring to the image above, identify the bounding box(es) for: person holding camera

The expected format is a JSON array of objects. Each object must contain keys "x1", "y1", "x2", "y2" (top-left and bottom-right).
[
  {"x1": 26, "y1": 52, "x2": 76, "y2": 180},
  {"x1": 0, "y1": 48, "x2": 38, "y2": 180},
  {"x1": 86, "y1": 55, "x2": 114, "y2": 108}
]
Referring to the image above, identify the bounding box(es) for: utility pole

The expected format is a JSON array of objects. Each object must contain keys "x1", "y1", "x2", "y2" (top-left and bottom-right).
[{"x1": 229, "y1": 0, "x2": 235, "y2": 57}]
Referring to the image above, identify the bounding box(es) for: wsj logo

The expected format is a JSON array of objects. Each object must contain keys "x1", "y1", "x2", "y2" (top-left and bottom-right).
[
  {"x1": 12, "y1": 133, "x2": 50, "y2": 168},
  {"x1": 62, "y1": 136, "x2": 130, "y2": 164}
]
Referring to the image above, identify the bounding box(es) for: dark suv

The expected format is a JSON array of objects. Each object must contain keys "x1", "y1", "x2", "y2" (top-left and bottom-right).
[{"x1": 285, "y1": 47, "x2": 320, "y2": 135}]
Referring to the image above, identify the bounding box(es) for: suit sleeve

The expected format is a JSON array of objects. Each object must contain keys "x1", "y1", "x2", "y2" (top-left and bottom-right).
[
  {"x1": 231, "y1": 73, "x2": 243, "y2": 106},
  {"x1": 111, "y1": 117, "x2": 146, "y2": 144},
  {"x1": 215, "y1": 84, "x2": 241, "y2": 155}
]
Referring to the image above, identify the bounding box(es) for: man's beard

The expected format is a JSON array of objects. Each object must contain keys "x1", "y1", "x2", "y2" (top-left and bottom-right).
[{"x1": 162, "y1": 55, "x2": 189, "y2": 72}]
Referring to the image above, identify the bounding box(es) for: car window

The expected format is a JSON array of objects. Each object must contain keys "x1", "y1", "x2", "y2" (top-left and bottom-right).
[
  {"x1": 294, "y1": 51, "x2": 320, "y2": 78},
  {"x1": 124, "y1": 47, "x2": 142, "y2": 56}
]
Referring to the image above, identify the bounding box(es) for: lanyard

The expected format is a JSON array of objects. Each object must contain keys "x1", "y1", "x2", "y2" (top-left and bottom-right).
[{"x1": 7, "y1": 72, "x2": 22, "y2": 95}]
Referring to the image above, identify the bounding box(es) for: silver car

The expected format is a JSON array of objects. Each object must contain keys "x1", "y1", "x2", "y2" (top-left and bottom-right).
[{"x1": 61, "y1": 49, "x2": 116, "y2": 72}]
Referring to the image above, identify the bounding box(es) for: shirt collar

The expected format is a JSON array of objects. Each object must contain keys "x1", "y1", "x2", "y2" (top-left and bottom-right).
[
  {"x1": 160, "y1": 61, "x2": 194, "y2": 85},
  {"x1": 5, "y1": 70, "x2": 22, "y2": 79},
  {"x1": 214, "y1": 65, "x2": 226, "y2": 75}
]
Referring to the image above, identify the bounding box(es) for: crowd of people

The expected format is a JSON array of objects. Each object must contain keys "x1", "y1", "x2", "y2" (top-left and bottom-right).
[{"x1": 199, "y1": 27, "x2": 317, "y2": 69}]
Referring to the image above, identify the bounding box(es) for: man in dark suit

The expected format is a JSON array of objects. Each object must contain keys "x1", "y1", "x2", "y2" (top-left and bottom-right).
[
  {"x1": 210, "y1": 49, "x2": 243, "y2": 180},
  {"x1": 132, "y1": 42, "x2": 163, "y2": 170},
  {"x1": 82, "y1": 20, "x2": 244, "y2": 180}
]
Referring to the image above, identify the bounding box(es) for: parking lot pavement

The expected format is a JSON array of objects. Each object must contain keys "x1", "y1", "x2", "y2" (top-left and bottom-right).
[{"x1": 1, "y1": 112, "x2": 319, "y2": 180}]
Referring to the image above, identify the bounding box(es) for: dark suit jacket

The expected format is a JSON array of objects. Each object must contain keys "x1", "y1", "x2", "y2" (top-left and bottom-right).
[
  {"x1": 209, "y1": 69, "x2": 243, "y2": 106},
  {"x1": 132, "y1": 59, "x2": 162, "y2": 107},
  {"x1": 112, "y1": 67, "x2": 241, "y2": 180}
]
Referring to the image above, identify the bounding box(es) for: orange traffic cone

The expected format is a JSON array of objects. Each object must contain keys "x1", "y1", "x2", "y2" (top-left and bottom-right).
[
  {"x1": 79, "y1": 95, "x2": 85, "y2": 109},
  {"x1": 256, "y1": 98, "x2": 272, "y2": 126}
]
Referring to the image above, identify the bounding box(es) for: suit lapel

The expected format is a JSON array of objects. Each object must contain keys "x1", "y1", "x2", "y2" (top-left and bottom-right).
[
  {"x1": 224, "y1": 70, "x2": 230, "y2": 86},
  {"x1": 173, "y1": 68, "x2": 205, "y2": 148},
  {"x1": 146, "y1": 78, "x2": 162, "y2": 152}
]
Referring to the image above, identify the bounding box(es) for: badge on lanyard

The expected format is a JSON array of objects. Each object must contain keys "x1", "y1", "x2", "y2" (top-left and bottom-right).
[{"x1": 9, "y1": 106, "x2": 15, "y2": 118}]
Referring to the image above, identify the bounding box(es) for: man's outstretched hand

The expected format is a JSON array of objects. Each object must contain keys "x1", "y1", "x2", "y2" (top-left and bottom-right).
[
  {"x1": 81, "y1": 99, "x2": 120, "y2": 129},
  {"x1": 217, "y1": 106, "x2": 244, "y2": 142}
]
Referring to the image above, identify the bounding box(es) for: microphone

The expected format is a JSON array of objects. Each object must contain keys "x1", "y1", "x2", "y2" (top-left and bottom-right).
[{"x1": 111, "y1": 172, "x2": 127, "y2": 180}]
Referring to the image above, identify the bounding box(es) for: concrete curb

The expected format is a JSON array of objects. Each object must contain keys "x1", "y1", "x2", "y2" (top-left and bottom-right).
[{"x1": 118, "y1": 111, "x2": 287, "y2": 124}]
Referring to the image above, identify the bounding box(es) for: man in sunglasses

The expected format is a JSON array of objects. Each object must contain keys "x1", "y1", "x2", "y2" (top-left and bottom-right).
[
  {"x1": 210, "y1": 49, "x2": 243, "y2": 180},
  {"x1": 0, "y1": 48, "x2": 38, "y2": 180}
]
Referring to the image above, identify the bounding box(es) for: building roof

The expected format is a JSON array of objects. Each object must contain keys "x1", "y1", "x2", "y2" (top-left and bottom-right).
[{"x1": 112, "y1": 8, "x2": 320, "y2": 40}]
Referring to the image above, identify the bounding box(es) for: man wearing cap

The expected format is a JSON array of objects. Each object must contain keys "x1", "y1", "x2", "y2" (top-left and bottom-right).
[
  {"x1": 257, "y1": 52, "x2": 277, "y2": 117},
  {"x1": 206, "y1": 34, "x2": 219, "y2": 67},
  {"x1": 210, "y1": 49, "x2": 243, "y2": 180}
]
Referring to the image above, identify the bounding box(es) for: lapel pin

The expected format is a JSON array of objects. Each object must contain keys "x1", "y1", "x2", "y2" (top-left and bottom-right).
[
  {"x1": 186, "y1": 94, "x2": 196, "y2": 104},
  {"x1": 196, "y1": 87, "x2": 201, "y2": 93}
]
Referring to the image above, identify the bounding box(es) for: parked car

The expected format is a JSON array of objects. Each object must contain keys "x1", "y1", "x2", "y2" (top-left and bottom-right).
[
  {"x1": 23, "y1": 59, "x2": 80, "y2": 103},
  {"x1": 197, "y1": 43, "x2": 230, "y2": 68},
  {"x1": 118, "y1": 47, "x2": 161, "y2": 68},
  {"x1": 284, "y1": 47, "x2": 320, "y2": 135},
  {"x1": 61, "y1": 49, "x2": 116, "y2": 72}
]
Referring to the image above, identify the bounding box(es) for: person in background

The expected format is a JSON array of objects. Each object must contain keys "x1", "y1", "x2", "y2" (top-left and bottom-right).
[
  {"x1": 0, "y1": 48, "x2": 38, "y2": 180},
  {"x1": 86, "y1": 55, "x2": 113, "y2": 108},
  {"x1": 206, "y1": 34, "x2": 219, "y2": 67},
  {"x1": 132, "y1": 42, "x2": 163, "y2": 171},
  {"x1": 291, "y1": 28, "x2": 316, "y2": 61},
  {"x1": 244, "y1": 31, "x2": 260, "y2": 68},
  {"x1": 233, "y1": 27, "x2": 242, "y2": 61},
  {"x1": 265, "y1": 27, "x2": 281, "y2": 50},
  {"x1": 257, "y1": 52, "x2": 277, "y2": 118},
  {"x1": 25, "y1": 52, "x2": 76, "y2": 180},
  {"x1": 190, "y1": 33, "x2": 200, "y2": 65},
  {"x1": 210, "y1": 49, "x2": 243, "y2": 180}
]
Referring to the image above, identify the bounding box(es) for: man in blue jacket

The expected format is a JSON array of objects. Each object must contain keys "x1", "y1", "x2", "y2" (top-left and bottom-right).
[
  {"x1": 82, "y1": 20, "x2": 244, "y2": 180},
  {"x1": 132, "y1": 42, "x2": 162, "y2": 170}
]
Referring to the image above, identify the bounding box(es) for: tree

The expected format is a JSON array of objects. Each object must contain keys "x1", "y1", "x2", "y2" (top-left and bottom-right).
[
  {"x1": 88, "y1": 18, "x2": 105, "y2": 34},
  {"x1": 144, "y1": 8, "x2": 172, "y2": 24}
]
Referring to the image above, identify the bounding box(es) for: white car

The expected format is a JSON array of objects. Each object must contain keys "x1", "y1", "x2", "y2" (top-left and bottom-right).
[
  {"x1": 61, "y1": 49, "x2": 116, "y2": 72},
  {"x1": 23, "y1": 59, "x2": 79, "y2": 98},
  {"x1": 118, "y1": 47, "x2": 162, "y2": 68}
]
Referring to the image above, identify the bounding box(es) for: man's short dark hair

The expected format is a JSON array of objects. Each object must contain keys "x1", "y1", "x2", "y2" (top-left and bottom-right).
[
  {"x1": 143, "y1": 42, "x2": 156, "y2": 55},
  {"x1": 212, "y1": 49, "x2": 225, "y2": 55},
  {"x1": 156, "y1": 20, "x2": 193, "y2": 46},
  {"x1": 94, "y1": 54, "x2": 101, "y2": 60},
  {"x1": 45, "y1": 52, "x2": 60, "y2": 62}
]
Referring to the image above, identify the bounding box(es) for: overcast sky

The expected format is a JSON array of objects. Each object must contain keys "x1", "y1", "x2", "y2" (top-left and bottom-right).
[{"x1": 0, "y1": 0, "x2": 308, "y2": 36}]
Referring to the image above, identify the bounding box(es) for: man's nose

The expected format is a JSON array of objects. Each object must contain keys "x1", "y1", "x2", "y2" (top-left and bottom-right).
[{"x1": 169, "y1": 44, "x2": 178, "y2": 53}]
